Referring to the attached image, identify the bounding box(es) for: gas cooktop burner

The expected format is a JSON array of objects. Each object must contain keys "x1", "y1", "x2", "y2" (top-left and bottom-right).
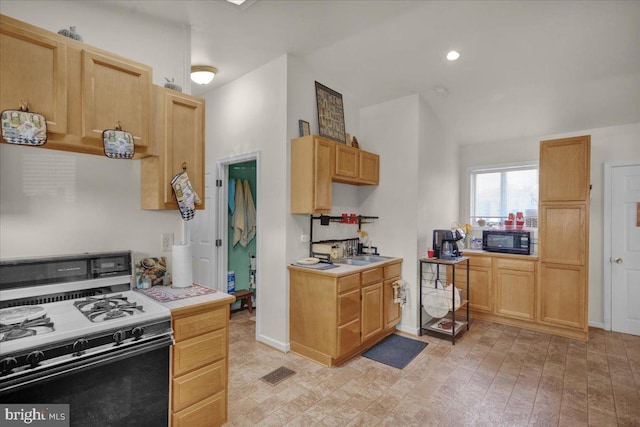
[
  {"x1": 0, "y1": 315, "x2": 55, "y2": 342},
  {"x1": 74, "y1": 294, "x2": 145, "y2": 323}
]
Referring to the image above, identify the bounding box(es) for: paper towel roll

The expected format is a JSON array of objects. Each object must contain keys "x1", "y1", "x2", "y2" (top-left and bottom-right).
[{"x1": 172, "y1": 244, "x2": 193, "y2": 288}]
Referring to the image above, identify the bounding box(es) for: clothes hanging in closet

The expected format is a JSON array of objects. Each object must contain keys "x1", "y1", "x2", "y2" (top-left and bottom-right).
[
  {"x1": 232, "y1": 179, "x2": 244, "y2": 246},
  {"x1": 242, "y1": 180, "x2": 256, "y2": 247}
]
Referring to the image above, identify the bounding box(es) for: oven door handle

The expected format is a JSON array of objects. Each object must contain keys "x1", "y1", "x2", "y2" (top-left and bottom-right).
[{"x1": 0, "y1": 333, "x2": 173, "y2": 394}]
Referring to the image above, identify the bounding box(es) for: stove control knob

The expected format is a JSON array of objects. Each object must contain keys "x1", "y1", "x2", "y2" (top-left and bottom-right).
[
  {"x1": 26, "y1": 351, "x2": 45, "y2": 367},
  {"x1": 72, "y1": 338, "x2": 89, "y2": 355},
  {"x1": 113, "y1": 330, "x2": 126, "y2": 344},
  {"x1": 132, "y1": 326, "x2": 144, "y2": 339},
  {"x1": 0, "y1": 357, "x2": 18, "y2": 373}
]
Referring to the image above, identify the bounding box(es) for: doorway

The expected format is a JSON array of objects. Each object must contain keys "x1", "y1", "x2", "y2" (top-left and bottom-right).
[
  {"x1": 227, "y1": 160, "x2": 257, "y2": 312},
  {"x1": 217, "y1": 152, "x2": 260, "y2": 338},
  {"x1": 604, "y1": 162, "x2": 640, "y2": 335}
]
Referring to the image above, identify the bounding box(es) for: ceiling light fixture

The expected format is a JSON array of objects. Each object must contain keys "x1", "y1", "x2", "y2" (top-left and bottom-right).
[
  {"x1": 190, "y1": 65, "x2": 217, "y2": 85},
  {"x1": 446, "y1": 50, "x2": 460, "y2": 61},
  {"x1": 226, "y1": 0, "x2": 246, "y2": 5}
]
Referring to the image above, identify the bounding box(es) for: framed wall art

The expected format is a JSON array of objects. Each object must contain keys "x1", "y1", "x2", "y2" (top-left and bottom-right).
[
  {"x1": 315, "y1": 81, "x2": 346, "y2": 143},
  {"x1": 298, "y1": 119, "x2": 310, "y2": 137}
]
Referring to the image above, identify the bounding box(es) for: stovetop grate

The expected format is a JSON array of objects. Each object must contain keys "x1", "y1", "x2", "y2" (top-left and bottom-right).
[{"x1": 0, "y1": 284, "x2": 130, "y2": 309}]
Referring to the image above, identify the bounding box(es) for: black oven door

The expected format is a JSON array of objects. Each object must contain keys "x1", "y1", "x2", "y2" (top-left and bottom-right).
[{"x1": 1, "y1": 337, "x2": 171, "y2": 427}]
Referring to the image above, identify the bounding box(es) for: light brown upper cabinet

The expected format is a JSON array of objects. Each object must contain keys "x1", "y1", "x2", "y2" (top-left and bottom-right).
[
  {"x1": 358, "y1": 150, "x2": 380, "y2": 185},
  {"x1": 81, "y1": 49, "x2": 152, "y2": 151},
  {"x1": 0, "y1": 14, "x2": 68, "y2": 135},
  {"x1": 0, "y1": 14, "x2": 153, "y2": 157},
  {"x1": 334, "y1": 144, "x2": 359, "y2": 180},
  {"x1": 539, "y1": 136, "x2": 590, "y2": 202},
  {"x1": 291, "y1": 135, "x2": 379, "y2": 213},
  {"x1": 141, "y1": 87, "x2": 205, "y2": 210},
  {"x1": 291, "y1": 135, "x2": 333, "y2": 214}
]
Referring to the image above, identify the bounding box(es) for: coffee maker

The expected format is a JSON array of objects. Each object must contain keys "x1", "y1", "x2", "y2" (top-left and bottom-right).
[{"x1": 432, "y1": 229, "x2": 464, "y2": 259}]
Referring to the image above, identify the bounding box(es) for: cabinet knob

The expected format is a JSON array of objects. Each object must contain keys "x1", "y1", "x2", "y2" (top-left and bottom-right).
[{"x1": 615, "y1": 258, "x2": 623, "y2": 264}]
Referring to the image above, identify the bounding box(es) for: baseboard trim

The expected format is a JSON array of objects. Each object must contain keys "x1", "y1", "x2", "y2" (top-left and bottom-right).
[
  {"x1": 395, "y1": 322, "x2": 420, "y2": 336},
  {"x1": 588, "y1": 320, "x2": 605, "y2": 330},
  {"x1": 257, "y1": 334, "x2": 290, "y2": 353}
]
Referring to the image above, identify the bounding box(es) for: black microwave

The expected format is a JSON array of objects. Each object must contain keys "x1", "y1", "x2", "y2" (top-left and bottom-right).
[{"x1": 482, "y1": 230, "x2": 531, "y2": 255}]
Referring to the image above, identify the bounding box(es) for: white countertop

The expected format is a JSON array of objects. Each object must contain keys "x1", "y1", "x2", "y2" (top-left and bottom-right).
[
  {"x1": 134, "y1": 286, "x2": 236, "y2": 312},
  {"x1": 288, "y1": 257, "x2": 403, "y2": 277}
]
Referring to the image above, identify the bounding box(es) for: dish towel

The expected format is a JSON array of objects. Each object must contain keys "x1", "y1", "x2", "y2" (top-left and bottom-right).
[
  {"x1": 242, "y1": 179, "x2": 256, "y2": 247},
  {"x1": 228, "y1": 178, "x2": 236, "y2": 214},
  {"x1": 232, "y1": 179, "x2": 245, "y2": 246}
]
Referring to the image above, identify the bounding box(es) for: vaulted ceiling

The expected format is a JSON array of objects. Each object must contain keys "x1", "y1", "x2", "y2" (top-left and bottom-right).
[{"x1": 101, "y1": 0, "x2": 640, "y2": 145}]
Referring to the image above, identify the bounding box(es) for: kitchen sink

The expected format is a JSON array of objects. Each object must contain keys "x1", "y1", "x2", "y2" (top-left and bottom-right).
[
  {"x1": 335, "y1": 259, "x2": 372, "y2": 266},
  {"x1": 351, "y1": 255, "x2": 393, "y2": 262},
  {"x1": 334, "y1": 255, "x2": 393, "y2": 266}
]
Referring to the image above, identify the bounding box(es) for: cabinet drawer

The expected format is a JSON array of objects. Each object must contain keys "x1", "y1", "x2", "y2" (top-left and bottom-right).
[
  {"x1": 337, "y1": 273, "x2": 360, "y2": 294},
  {"x1": 496, "y1": 258, "x2": 535, "y2": 272},
  {"x1": 172, "y1": 390, "x2": 226, "y2": 427},
  {"x1": 384, "y1": 262, "x2": 401, "y2": 280},
  {"x1": 467, "y1": 256, "x2": 492, "y2": 268},
  {"x1": 361, "y1": 268, "x2": 383, "y2": 285},
  {"x1": 338, "y1": 288, "x2": 360, "y2": 325},
  {"x1": 174, "y1": 306, "x2": 226, "y2": 342},
  {"x1": 173, "y1": 329, "x2": 227, "y2": 377},
  {"x1": 173, "y1": 359, "x2": 226, "y2": 413}
]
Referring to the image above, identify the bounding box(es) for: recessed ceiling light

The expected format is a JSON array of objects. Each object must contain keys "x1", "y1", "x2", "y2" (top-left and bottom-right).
[
  {"x1": 226, "y1": 0, "x2": 246, "y2": 4},
  {"x1": 446, "y1": 50, "x2": 460, "y2": 61}
]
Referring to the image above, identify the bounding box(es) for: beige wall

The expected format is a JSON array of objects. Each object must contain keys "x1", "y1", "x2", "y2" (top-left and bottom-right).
[{"x1": 459, "y1": 122, "x2": 640, "y2": 326}]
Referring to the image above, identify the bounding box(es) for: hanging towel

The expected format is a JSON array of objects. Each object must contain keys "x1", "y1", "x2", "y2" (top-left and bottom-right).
[
  {"x1": 242, "y1": 179, "x2": 256, "y2": 247},
  {"x1": 232, "y1": 179, "x2": 245, "y2": 246},
  {"x1": 228, "y1": 178, "x2": 236, "y2": 214}
]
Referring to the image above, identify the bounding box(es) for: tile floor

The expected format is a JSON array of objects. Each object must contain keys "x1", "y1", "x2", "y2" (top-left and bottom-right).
[{"x1": 225, "y1": 311, "x2": 640, "y2": 426}]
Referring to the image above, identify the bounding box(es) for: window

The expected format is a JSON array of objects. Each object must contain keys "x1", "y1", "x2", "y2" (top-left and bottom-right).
[{"x1": 470, "y1": 163, "x2": 538, "y2": 227}]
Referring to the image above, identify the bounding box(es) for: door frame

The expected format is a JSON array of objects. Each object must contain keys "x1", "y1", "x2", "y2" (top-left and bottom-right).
[
  {"x1": 603, "y1": 161, "x2": 640, "y2": 331},
  {"x1": 217, "y1": 151, "x2": 261, "y2": 338}
]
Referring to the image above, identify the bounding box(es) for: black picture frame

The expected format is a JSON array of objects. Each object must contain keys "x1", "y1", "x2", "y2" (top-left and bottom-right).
[
  {"x1": 298, "y1": 120, "x2": 310, "y2": 137},
  {"x1": 315, "y1": 81, "x2": 346, "y2": 143}
]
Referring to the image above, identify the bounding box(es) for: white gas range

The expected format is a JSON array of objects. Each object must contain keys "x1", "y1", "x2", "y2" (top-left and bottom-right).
[{"x1": 0, "y1": 251, "x2": 173, "y2": 426}]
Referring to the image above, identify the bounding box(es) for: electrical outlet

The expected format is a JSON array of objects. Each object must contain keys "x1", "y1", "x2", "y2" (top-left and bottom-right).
[{"x1": 161, "y1": 233, "x2": 174, "y2": 252}]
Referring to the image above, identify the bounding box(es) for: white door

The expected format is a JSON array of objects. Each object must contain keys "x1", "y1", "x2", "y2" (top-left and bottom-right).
[
  {"x1": 187, "y1": 166, "x2": 219, "y2": 290},
  {"x1": 611, "y1": 164, "x2": 640, "y2": 335}
]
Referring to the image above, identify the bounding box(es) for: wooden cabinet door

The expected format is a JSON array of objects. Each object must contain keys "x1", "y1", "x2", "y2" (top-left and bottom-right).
[
  {"x1": 81, "y1": 49, "x2": 152, "y2": 150},
  {"x1": 469, "y1": 266, "x2": 492, "y2": 313},
  {"x1": 539, "y1": 203, "x2": 587, "y2": 265},
  {"x1": 141, "y1": 87, "x2": 205, "y2": 210},
  {"x1": 290, "y1": 136, "x2": 332, "y2": 214},
  {"x1": 0, "y1": 15, "x2": 67, "y2": 135},
  {"x1": 361, "y1": 282, "x2": 383, "y2": 341},
  {"x1": 539, "y1": 136, "x2": 591, "y2": 202},
  {"x1": 383, "y1": 278, "x2": 401, "y2": 329},
  {"x1": 495, "y1": 259, "x2": 536, "y2": 321},
  {"x1": 314, "y1": 138, "x2": 332, "y2": 211},
  {"x1": 359, "y1": 150, "x2": 379, "y2": 184},
  {"x1": 538, "y1": 263, "x2": 586, "y2": 330},
  {"x1": 335, "y1": 144, "x2": 359, "y2": 179}
]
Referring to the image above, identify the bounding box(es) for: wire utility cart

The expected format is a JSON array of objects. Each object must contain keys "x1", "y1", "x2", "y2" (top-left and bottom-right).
[{"x1": 419, "y1": 257, "x2": 470, "y2": 344}]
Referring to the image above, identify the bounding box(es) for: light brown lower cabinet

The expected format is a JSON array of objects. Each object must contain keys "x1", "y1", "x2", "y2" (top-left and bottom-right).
[
  {"x1": 495, "y1": 258, "x2": 536, "y2": 321},
  {"x1": 289, "y1": 259, "x2": 403, "y2": 367},
  {"x1": 458, "y1": 251, "x2": 587, "y2": 340},
  {"x1": 170, "y1": 299, "x2": 233, "y2": 427}
]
